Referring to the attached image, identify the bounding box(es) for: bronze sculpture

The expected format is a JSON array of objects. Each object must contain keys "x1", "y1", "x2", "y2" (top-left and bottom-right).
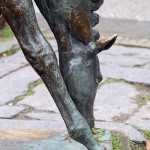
[{"x1": 0, "y1": 0, "x2": 117, "y2": 149}]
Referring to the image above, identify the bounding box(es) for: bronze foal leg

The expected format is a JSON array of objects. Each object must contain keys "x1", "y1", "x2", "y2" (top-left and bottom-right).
[{"x1": 0, "y1": 0, "x2": 105, "y2": 149}]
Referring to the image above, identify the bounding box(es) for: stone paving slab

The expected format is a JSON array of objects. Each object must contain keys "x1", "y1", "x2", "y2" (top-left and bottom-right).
[
  {"x1": 25, "y1": 113, "x2": 113, "y2": 149},
  {"x1": 0, "y1": 119, "x2": 66, "y2": 130},
  {"x1": 96, "y1": 122, "x2": 146, "y2": 142},
  {"x1": 126, "y1": 101, "x2": 150, "y2": 131},
  {"x1": 0, "y1": 136, "x2": 87, "y2": 150},
  {"x1": 94, "y1": 82, "x2": 138, "y2": 121},
  {"x1": 101, "y1": 64, "x2": 150, "y2": 85},
  {"x1": 0, "y1": 131, "x2": 112, "y2": 150},
  {"x1": 0, "y1": 119, "x2": 145, "y2": 143},
  {"x1": 0, "y1": 51, "x2": 28, "y2": 78},
  {"x1": 96, "y1": 18, "x2": 150, "y2": 48},
  {"x1": 99, "y1": 53, "x2": 150, "y2": 67},
  {"x1": 0, "y1": 66, "x2": 40, "y2": 105},
  {"x1": 0, "y1": 37, "x2": 18, "y2": 54},
  {"x1": 145, "y1": 63, "x2": 150, "y2": 69},
  {"x1": 17, "y1": 82, "x2": 138, "y2": 122},
  {"x1": 0, "y1": 31, "x2": 149, "y2": 148},
  {"x1": 25, "y1": 113, "x2": 63, "y2": 122},
  {"x1": 17, "y1": 84, "x2": 59, "y2": 113},
  {"x1": 102, "y1": 45, "x2": 150, "y2": 59},
  {"x1": 0, "y1": 106, "x2": 25, "y2": 119},
  {"x1": 99, "y1": 46, "x2": 150, "y2": 85}
]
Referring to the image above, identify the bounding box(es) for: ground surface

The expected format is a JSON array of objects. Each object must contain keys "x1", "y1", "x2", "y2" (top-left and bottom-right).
[
  {"x1": 99, "y1": 0, "x2": 150, "y2": 22},
  {"x1": 0, "y1": 1, "x2": 150, "y2": 149}
]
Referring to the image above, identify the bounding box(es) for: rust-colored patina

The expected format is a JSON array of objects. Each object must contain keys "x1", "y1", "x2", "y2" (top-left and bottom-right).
[{"x1": 70, "y1": 9, "x2": 92, "y2": 44}]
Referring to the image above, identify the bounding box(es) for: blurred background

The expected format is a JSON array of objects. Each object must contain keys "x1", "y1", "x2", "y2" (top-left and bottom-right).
[
  {"x1": 97, "y1": 0, "x2": 150, "y2": 48},
  {"x1": 0, "y1": 0, "x2": 150, "y2": 149},
  {"x1": 100, "y1": 0, "x2": 150, "y2": 21}
]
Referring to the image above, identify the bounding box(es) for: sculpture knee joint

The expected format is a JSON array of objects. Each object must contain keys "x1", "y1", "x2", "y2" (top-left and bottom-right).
[{"x1": 69, "y1": 120, "x2": 88, "y2": 138}]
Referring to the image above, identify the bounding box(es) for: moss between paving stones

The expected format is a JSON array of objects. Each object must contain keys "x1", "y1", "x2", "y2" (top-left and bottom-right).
[
  {"x1": 142, "y1": 130, "x2": 150, "y2": 140},
  {"x1": 13, "y1": 104, "x2": 38, "y2": 120},
  {"x1": 11, "y1": 80, "x2": 44, "y2": 120},
  {"x1": 130, "y1": 141, "x2": 146, "y2": 150},
  {"x1": 111, "y1": 130, "x2": 147, "y2": 150},
  {"x1": 111, "y1": 131, "x2": 132, "y2": 150},
  {"x1": 92, "y1": 129, "x2": 132, "y2": 149},
  {"x1": 28, "y1": 79, "x2": 43, "y2": 90},
  {"x1": 0, "y1": 46, "x2": 20, "y2": 57},
  {"x1": 132, "y1": 96, "x2": 150, "y2": 107},
  {"x1": 98, "y1": 79, "x2": 121, "y2": 89},
  {"x1": 111, "y1": 131, "x2": 123, "y2": 150},
  {"x1": 130, "y1": 130, "x2": 148, "y2": 150},
  {"x1": 15, "y1": 79, "x2": 43, "y2": 102},
  {"x1": 0, "y1": 26, "x2": 14, "y2": 41},
  {"x1": 15, "y1": 91, "x2": 34, "y2": 101},
  {"x1": 92, "y1": 128, "x2": 106, "y2": 143}
]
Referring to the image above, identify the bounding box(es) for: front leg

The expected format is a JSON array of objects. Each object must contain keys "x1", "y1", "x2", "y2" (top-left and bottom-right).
[
  {"x1": 35, "y1": 0, "x2": 117, "y2": 129},
  {"x1": 0, "y1": 0, "x2": 104, "y2": 149}
]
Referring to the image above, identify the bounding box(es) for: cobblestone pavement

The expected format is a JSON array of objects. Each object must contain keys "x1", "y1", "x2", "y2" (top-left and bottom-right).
[
  {"x1": 0, "y1": 36, "x2": 150, "y2": 143},
  {"x1": 0, "y1": 4, "x2": 150, "y2": 147}
]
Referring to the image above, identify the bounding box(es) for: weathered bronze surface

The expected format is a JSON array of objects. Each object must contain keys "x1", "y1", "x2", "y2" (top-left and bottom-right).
[{"x1": 0, "y1": 0, "x2": 117, "y2": 149}]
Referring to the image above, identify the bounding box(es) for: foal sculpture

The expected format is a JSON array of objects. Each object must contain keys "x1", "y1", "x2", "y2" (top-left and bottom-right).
[{"x1": 0, "y1": 0, "x2": 117, "y2": 149}]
